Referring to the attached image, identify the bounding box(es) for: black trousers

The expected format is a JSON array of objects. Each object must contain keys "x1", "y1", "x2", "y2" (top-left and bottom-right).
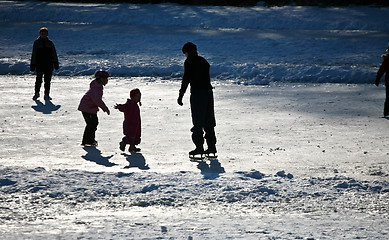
[
  {"x1": 385, "y1": 86, "x2": 389, "y2": 116},
  {"x1": 190, "y1": 89, "x2": 217, "y2": 149},
  {"x1": 35, "y1": 71, "x2": 52, "y2": 96},
  {"x1": 82, "y1": 112, "x2": 98, "y2": 145}
]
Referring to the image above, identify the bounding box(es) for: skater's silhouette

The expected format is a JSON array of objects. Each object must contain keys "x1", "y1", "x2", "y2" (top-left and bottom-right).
[
  {"x1": 31, "y1": 99, "x2": 61, "y2": 114},
  {"x1": 123, "y1": 152, "x2": 149, "y2": 170},
  {"x1": 177, "y1": 42, "x2": 217, "y2": 158},
  {"x1": 81, "y1": 147, "x2": 115, "y2": 167},
  {"x1": 196, "y1": 159, "x2": 225, "y2": 179}
]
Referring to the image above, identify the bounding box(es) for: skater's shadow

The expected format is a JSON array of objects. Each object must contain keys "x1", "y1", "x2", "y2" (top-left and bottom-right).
[
  {"x1": 195, "y1": 159, "x2": 225, "y2": 179},
  {"x1": 122, "y1": 152, "x2": 150, "y2": 170},
  {"x1": 81, "y1": 147, "x2": 116, "y2": 167},
  {"x1": 31, "y1": 99, "x2": 61, "y2": 114}
]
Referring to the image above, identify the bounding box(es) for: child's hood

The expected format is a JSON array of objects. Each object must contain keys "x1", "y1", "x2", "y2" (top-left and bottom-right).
[
  {"x1": 127, "y1": 98, "x2": 137, "y2": 105},
  {"x1": 382, "y1": 53, "x2": 389, "y2": 60}
]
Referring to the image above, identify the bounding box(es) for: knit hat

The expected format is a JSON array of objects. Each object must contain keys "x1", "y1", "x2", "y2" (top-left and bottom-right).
[
  {"x1": 95, "y1": 70, "x2": 110, "y2": 79},
  {"x1": 130, "y1": 88, "x2": 141, "y2": 106},
  {"x1": 39, "y1": 27, "x2": 48, "y2": 34},
  {"x1": 182, "y1": 42, "x2": 197, "y2": 54}
]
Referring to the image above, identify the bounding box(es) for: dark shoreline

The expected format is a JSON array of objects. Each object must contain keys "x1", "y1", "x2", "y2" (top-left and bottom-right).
[{"x1": 32, "y1": 0, "x2": 389, "y2": 7}]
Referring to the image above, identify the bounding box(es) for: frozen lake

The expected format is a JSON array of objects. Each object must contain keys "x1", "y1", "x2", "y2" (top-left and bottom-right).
[{"x1": 0, "y1": 75, "x2": 388, "y2": 239}]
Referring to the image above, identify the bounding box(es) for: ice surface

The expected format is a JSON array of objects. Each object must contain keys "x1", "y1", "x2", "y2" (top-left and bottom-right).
[{"x1": 0, "y1": 76, "x2": 388, "y2": 239}]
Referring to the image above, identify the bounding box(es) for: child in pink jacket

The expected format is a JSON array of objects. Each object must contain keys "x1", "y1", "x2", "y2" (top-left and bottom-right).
[
  {"x1": 114, "y1": 88, "x2": 142, "y2": 152},
  {"x1": 78, "y1": 70, "x2": 110, "y2": 146}
]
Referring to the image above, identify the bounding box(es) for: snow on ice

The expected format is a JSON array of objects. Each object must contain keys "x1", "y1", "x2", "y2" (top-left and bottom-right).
[{"x1": 0, "y1": 1, "x2": 389, "y2": 239}]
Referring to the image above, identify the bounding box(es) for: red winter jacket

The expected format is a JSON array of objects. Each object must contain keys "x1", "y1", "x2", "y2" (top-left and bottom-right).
[
  {"x1": 117, "y1": 99, "x2": 141, "y2": 142},
  {"x1": 377, "y1": 54, "x2": 389, "y2": 86},
  {"x1": 78, "y1": 79, "x2": 109, "y2": 114}
]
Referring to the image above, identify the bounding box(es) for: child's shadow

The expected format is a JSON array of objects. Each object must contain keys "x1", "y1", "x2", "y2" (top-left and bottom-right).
[
  {"x1": 196, "y1": 159, "x2": 225, "y2": 179},
  {"x1": 122, "y1": 152, "x2": 150, "y2": 170},
  {"x1": 81, "y1": 147, "x2": 116, "y2": 167},
  {"x1": 31, "y1": 99, "x2": 61, "y2": 114}
]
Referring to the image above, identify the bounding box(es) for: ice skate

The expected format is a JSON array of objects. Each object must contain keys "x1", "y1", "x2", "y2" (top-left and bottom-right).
[
  {"x1": 32, "y1": 93, "x2": 40, "y2": 100},
  {"x1": 44, "y1": 95, "x2": 52, "y2": 100},
  {"x1": 189, "y1": 147, "x2": 205, "y2": 160},
  {"x1": 204, "y1": 146, "x2": 217, "y2": 158}
]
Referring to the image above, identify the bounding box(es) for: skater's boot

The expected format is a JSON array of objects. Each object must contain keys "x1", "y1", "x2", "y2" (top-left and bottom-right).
[
  {"x1": 119, "y1": 141, "x2": 126, "y2": 151},
  {"x1": 32, "y1": 93, "x2": 40, "y2": 100},
  {"x1": 44, "y1": 95, "x2": 52, "y2": 100},
  {"x1": 189, "y1": 147, "x2": 204, "y2": 159},
  {"x1": 204, "y1": 145, "x2": 217, "y2": 158},
  {"x1": 129, "y1": 145, "x2": 141, "y2": 152},
  {"x1": 82, "y1": 141, "x2": 98, "y2": 147}
]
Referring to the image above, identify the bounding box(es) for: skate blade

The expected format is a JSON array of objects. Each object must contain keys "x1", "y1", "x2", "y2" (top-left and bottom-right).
[
  {"x1": 189, "y1": 154, "x2": 205, "y2": 161},
  {"x1": 81, "y1": 143, "x2": 98, "y2": 147},
  {"x1": 190, "y1": 158, "x2": 205, "y2": 162},
  {"x1": 205, "y1": 153, "x2": 218, "y2": 159}
]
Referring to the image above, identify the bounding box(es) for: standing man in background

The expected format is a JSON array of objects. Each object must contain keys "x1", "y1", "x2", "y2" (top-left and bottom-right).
[{"x1": 30, "y1": 27, "x2": 59, "y2": 100}]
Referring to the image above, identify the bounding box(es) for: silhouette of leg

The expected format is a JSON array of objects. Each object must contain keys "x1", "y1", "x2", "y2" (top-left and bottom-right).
[{"x1": 82, "y1": 112, "x2": 98, "y2": 145}]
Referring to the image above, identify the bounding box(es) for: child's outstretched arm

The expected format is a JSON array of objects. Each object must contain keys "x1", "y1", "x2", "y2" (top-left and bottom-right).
[{"x1": 114, "y1": 103, "x2": 125, "y2": 111}]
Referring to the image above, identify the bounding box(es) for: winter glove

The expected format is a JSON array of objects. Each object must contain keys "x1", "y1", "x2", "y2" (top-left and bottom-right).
[
  {"x1": 30, "y1": 64, "x2": 36, "y2": 72},
  {"x1": 177, "y1": 90, "x2": 185, "y2": 106},
  {"x1": 177, "y1": 95, "x2": 183, "y2": 106}
]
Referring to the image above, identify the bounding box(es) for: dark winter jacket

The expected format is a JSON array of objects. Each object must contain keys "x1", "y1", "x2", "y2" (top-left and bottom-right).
[
  {"x1": 30, "y1": 37, "x2": 59, "y2": 72},
  {"x1": 78, "y1": 80, "x2": 109, "y2": 114},
  {"x1": 117, "y1": 99, "x2": 141, "y2": 142},
  {"x1": 376, "y1": 53, "x2": 389, "y2": 86},
  {"x1": 179, "y1": 54, "x2": 213, "y2": 97}
]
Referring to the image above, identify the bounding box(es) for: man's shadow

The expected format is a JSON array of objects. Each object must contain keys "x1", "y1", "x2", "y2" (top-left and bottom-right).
[
  {"x1": 81, "y1": 147, "x2": 116, "y2": 167},
  {"x1": 31, "y1": 99, "x2": 61, "y2": 114},
  {"x1": 122, "y1": 152, "x2": 150, "y2": 170},
  {"x1": 194, "y1": 158, "x2": 225, "y2": 179}
]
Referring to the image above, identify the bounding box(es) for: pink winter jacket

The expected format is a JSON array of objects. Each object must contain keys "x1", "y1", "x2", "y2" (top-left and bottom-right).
[
  {"x1": 78, "y1": 79, "x2": 109, "y2": 114},
  {"x1": 117, "y1": 99, "x2": 141, "y2": 142}
]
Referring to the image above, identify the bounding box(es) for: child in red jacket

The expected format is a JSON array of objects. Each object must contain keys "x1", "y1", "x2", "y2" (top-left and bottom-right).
[
  {"x1": 376, "y1": 44, "x2": 389, "y2": 117},
  {"x1": 114, "y1": 88, "x2": 142, "y2": 152}
]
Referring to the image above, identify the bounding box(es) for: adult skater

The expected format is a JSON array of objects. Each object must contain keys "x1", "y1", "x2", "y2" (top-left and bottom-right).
[
  {"x1": 78, "y1": 70, "x2": 111, "y2": 147},
  {"x1": 375, "y1": 44, "x2": 389, "y2": 117},
  {"x1": 177, "y1": 42, "x2": 217, "y2": 158},
  {"x1": 30, "y1": 27, "x2": 59, "y2": 100}
]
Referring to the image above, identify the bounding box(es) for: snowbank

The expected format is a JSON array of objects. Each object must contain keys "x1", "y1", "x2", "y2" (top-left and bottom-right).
[{"x1": 0, "y1": 1, "x2": 388, "y2": 84}]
